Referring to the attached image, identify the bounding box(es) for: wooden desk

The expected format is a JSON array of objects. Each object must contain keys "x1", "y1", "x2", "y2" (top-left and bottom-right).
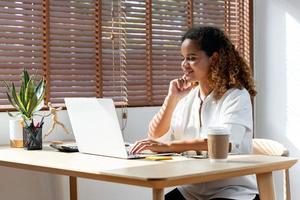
[{"x1": 0, "y1": 146, "x2": 296, "y2": 200}]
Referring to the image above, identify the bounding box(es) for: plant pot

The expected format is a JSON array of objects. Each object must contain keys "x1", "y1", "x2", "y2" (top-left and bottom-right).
[
  {"x1": 23, "y1": 125, "x2": 43, "y2": 150},
  {"x1": 9, "y1": 118, "x2": 24, "y2": 148}
]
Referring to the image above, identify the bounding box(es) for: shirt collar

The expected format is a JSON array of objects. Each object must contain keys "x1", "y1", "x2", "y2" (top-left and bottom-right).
[{"x1": 198, "y1": 86, "x2": 214, "y2": 103}]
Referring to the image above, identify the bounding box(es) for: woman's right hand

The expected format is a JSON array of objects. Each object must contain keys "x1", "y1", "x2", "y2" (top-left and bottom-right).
[
  {"x1": 147, "y1": 76, "x2": 195, "y2": 139},
  {"x1": 167, "y1": 76, "x2": 194, "y2": 101}
]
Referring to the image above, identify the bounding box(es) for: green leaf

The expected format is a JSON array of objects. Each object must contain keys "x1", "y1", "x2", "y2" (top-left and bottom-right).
[
  {"x1": 27, "y1": 94, "x2": 38, "y2": 117},
  {"x1": 22, "y1": 114, "x2": 31, "y2": 122},
  {"x1": 6, "y1": 92, "x2": 17, "y2": 109},
  {"x1": 24, "y1": 79, "x2": 35, "y2": 108},
  {"x1": 21, "y1": 69, "x2": 30, "y2": 104},
  {"x1": 12, "y1": 83, "x2": 27, "y2": 115},
  {"x1": 3, "y1": 81, "x2": 11, "y2": 92},
  {"x1": 35, "y1": 79, "x2": 45, "y2": 99},
  {"x1": 22, "y1": 69, "x2": 30, "y2": 86},
  {"x1": 11, "y1": 83, "x2": 20, "y2": 108},
  {"x1": 4, "y1": 81, "x2": 19, "y2": 112},
  {"x1": 16, "y1": 94, "x2": 28, "y2": 116},
  {"x1": 20, "y1": 80, "x2": 26, "y2": 105},
  {"x1": 7, "y1": 112, "x2": 17, "y2": 118},
  {"x1": 31, "y1": 79, "x2": 45, "y2": 113},
  {"x1": 33, "y1": 90, "x2": 45, "y2": 113}
]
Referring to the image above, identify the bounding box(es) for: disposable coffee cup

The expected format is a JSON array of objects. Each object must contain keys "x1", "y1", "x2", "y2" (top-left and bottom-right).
[{"x1": 207, "y1": 127, "x2": 230, "y2": 163}]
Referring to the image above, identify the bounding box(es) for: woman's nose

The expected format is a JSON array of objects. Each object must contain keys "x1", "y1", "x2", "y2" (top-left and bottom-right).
[{"x1": 181, "y1": 59, "x2": 189, "y2": 69}]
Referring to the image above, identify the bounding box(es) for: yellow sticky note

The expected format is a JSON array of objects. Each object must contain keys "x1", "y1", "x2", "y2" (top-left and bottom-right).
[{"x1": 145, "y1": 156, "x2": 172, "y2": 161}]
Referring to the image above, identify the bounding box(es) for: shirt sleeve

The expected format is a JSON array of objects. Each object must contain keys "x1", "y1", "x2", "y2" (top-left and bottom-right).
[
  {"x1": 219, "y1": 89, "x2": 253, "y2": 154},
  {"x1": 223, "y1": 124, "x2": 246, "y2": 154},
  {"x1": 220, "y1": 89, "x2": 253, "y2": 130}
]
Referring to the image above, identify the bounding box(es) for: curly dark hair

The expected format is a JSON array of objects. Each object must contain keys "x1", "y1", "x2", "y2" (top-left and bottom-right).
[{"x1": 182, "y1": 26, "x2": 257, "y2": 100}]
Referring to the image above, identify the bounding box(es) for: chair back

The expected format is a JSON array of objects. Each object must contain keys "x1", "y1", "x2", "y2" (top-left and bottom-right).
[{"x1": 252, "y1": 138, "x2": 288, "y2": 156}]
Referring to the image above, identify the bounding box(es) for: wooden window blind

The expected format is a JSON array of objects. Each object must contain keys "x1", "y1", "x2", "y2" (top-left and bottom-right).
[
  {"x1": 0, "y1": 0, "x2": 253, "y2": 109},
  {"x1": 124, "y1": 1, "x2": 147, "y2": 106},
  {"x1": 151, "y1": 0, "x2": 187, "y2": 105},
  {"x1": 48, "y1": 0, "x2": 97, "y2": 104},
  {"x1": 0, "y1": 0, "x2": 44, "y2": 107},
  {"x1": 101, "y1": 0, "x2": 127, "y2": 104}
]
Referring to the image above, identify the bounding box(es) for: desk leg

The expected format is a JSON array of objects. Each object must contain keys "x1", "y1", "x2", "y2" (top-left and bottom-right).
[
  {"x1": 152, "y1": 188, "x2": 164, "y2": 200},
  {"x1": 69, "y1": 176, "x2": 78, "y2": 200},
  {"x1": 256, "y1": 172, "x2": 276, "y2": 200}
]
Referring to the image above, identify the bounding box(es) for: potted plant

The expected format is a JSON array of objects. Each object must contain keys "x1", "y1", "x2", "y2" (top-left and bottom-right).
[{"x1": 4, "y1": 69, "x2": 46, "y2": 150}]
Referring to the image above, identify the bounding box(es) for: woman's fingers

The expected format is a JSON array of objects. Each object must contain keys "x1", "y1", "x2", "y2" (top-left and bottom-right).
[
  {"x1": 176, "y1": 77, "x2": 194, "y2": 91},
  {"x1": 130, "y1": 140, "x2": 147, "y2": 154},
  {"x1": 130, "y1": 139, "x2": 168, "y2": 154},
  {"x1": 133, "y1": 144, "x2": 151, "y2": 154},
  {"x1": 176, "y1": 78, "x2": 186, "y2": 91},
  {"x1": 130, "y1": 139, "x2": 154, "y2": 154},
  {"x1": 168, "y1": 77, "x2": 194, "y2": 98}
]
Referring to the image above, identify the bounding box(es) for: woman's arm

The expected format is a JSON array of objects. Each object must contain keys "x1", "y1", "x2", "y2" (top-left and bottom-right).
[
  {"x1": 169, "y1": 138, "x2": 208, "y2": 152},
  {"x1": 148, "y1": 77, "x2": 194, "y2": 139},
  {"x1": 148, "y1": 95, "x2": 179, "y2": 139},
  {"x1": 130, "y1": 138, "x2": 208, "y2": 154}
]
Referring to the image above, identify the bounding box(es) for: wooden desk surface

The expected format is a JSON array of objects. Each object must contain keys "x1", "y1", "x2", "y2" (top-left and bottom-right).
[{"x1": 0, "y1": 146, "x2": 297, "y2": 189}]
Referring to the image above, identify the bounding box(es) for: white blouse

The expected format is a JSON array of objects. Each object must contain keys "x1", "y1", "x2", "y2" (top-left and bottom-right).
[{"x1": 158, "y1": 86, "x2": 258, "y2": 200}]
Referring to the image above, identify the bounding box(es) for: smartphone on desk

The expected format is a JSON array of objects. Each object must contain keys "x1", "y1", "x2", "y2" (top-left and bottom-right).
[{"x1": 50, "y1": 143, "x2": 79, "y2": 153}]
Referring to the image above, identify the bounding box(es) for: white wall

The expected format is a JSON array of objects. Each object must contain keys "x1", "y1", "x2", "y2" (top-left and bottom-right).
[
  {"x1": 0, "y1": 107, "x2": 160, "y2": 200},
  {"x1": 254, "y1": 0, "x2": 300, "y2": 199}
]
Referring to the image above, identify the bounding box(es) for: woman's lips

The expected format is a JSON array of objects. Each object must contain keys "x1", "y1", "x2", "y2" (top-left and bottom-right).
[{"x1": 184, "y1": 71, "x2": 193, "y2": 76}]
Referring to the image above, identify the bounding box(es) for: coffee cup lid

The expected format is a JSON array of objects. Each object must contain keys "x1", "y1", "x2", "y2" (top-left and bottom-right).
[{"x1": 207, "y1": 126, "x2": 230, "y2": 135}]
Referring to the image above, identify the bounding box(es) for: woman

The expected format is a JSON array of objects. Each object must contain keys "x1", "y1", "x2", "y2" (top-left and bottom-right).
[{"x1": 131, "y1": 26, "x2": 259, "y2": 200}]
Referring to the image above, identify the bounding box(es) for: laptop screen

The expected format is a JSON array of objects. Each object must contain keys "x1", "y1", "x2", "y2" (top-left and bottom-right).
[{"x1": 65, "y1": 98, "x2": 129, "y2": 158}]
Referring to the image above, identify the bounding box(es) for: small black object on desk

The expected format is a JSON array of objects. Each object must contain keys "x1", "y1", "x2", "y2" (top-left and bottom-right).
[{"x1": 50, "y1": 144, "x2": 79, "y2": 152}]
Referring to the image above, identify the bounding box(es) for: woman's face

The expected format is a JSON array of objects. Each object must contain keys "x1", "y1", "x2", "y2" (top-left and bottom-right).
[{"x1": 181, "y1": 39, "x2": 211, "y2": 83}]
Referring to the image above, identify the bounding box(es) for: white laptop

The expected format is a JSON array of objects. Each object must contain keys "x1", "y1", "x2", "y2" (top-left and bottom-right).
[{"x1": 64, "y1": 97, "x2": 158, "y2": 159}]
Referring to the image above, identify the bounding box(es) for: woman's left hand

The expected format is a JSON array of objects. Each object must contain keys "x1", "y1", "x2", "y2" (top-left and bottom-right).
[{"x1": 130, "y1": 139, "x2": 171, "y2": 154}]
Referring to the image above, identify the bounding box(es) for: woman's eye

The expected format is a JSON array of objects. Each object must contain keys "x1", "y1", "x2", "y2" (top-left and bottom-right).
[
  {"x1": 187, "y1": 56, "x2": 196, "y2": 61},
  {"x1": 181, "y1": 56, "x2": 196, "y2": 62}
]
